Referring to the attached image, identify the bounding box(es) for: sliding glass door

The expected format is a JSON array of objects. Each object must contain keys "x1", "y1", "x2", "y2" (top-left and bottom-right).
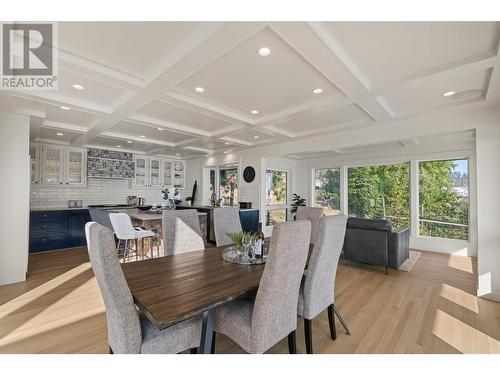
[
  {"x1": 265, "y1": 169, "x2": 289, "y2": 226},
  {"x1": 207, "y1": 165, "x2": 239, "y2": 207}
]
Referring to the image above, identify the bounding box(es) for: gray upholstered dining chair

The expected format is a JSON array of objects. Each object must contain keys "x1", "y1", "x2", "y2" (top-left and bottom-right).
[
  {"x1": 212, "y1": 220, "x2": 311, "y2": 353},
  {"x1": 297, "y1": 215, "x2": 351, "y2": 354},
  {"x1": 85, "y1": 222, "x2": 202, "y2": 354},
  {"x1": 213, "y1": 207, "x2": 243, "y2": 247},
  {"x1": 162, "y1": 209, "x2": 205, "y2": 256},
  {"x1": 295, "y1": 206, "x2": 324, "y2": 244}
]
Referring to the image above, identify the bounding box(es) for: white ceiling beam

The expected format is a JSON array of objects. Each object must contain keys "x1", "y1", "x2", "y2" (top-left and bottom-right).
[
  {"x1": 42, "y1": 120, "x2": 88, "y2": 133},
  {"x1": 100, "y1": 131, "x2": 176, "y2": 147}
]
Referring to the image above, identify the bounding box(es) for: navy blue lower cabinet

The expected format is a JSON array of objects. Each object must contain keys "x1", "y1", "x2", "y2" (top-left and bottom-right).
[
  {"x1": 240, "y1": 210, "x2": 259, "y2": 233},
  {"x1": 29, "y1": 209, "x2": 91, "y2": 253}
]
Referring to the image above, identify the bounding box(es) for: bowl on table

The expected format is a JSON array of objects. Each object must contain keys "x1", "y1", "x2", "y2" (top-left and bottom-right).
[{"x1": 137, "y1": 205, "x2": 153, "y2": 211}]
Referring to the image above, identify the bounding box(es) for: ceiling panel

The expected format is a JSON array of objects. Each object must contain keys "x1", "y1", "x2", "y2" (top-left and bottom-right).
[
  {"x1": 322, "y1": 22, "x2": 499, "y2": 88},
  {"x1": 53, "y1": 69, "x2": 127, "y2": 109},
  {"x1": 13, "y1": 96, "x2": 100, "y2": 129},
  {"x1": 90, "y1": 136, "x2": 161, "y2": 153},
  {"x1": 223, "y1": 129, "x2": 280, "y2": 145},
  {"x1": 272, "y1": 104, "x2": 370, "y2": 133},
  {"x1": 172, "y1": 27, "x2": 345, "y2": 118},
  {"x1": 109, "y1": 121, "x2": 195, "y2": 144},
  {"x1": 379, "y1": 69, "x2": 491, "y2": 115},
  {"x1": 183, "y1": 138, "x2": 228, "y2": 151},
  {"x1": 35, "y1": 127, "x2": 82, "y2": 143},
  {"x1": 59, "y1": 22, "x2": 209, "y2": 80},
  {"x1": 136, "y1": 100, "x2": 234, "y2": 133}
]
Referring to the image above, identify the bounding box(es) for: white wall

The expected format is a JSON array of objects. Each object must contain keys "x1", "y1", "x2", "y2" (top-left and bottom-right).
[
  {"x1": 0, "y1": 113, "x2": 30, "y2": 285},
  {"x1": 475, "y1": 125, "x2": 500, "y2": 302}
]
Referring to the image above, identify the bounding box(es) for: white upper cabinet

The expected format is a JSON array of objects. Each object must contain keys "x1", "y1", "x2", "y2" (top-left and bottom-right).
[
  {"x1": 33, "y1": 143, "x2": 87, "y2": 188},
  {"x1": 133, "y1": 156, "x2": 185, "y2": 189},
  {"x1": 64, "y1": 148, "x2": 87, "y2": 187},
  {"x1": 149, "y1": 158, "x2": 162, "y2": 187},
  {"x1": 134, "y1": 155, "x2": 149, "y2": 188},
  {"x1": 40, "y1": 145, "x2": 65, "y2": 185},
  {"x1": 30, "y1": 144, "x2": 40, "y2": 185}
]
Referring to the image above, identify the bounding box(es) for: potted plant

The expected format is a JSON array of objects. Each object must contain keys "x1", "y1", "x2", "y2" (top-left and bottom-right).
[
  {"x1": 185, "y1": 196, "x2": 193, "y2": 206},
  {"x1": 290, "y1": 193, "x2": 306, "y2": 220}
]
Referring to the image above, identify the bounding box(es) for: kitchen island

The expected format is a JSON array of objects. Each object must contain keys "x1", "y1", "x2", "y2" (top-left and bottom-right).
[{"x1": 175, "y1": 205, "x2": 259, "y2": 243}]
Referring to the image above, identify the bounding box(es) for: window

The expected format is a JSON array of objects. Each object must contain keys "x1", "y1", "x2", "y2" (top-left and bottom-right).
[
  {"x1": 313, "y1": 168, "x2": 340, "y2": 215},
  {"x1": 207, "y1": 166, "x2": 238, "y2": 206},
  {"x1": 218, "y1": 167, "x2": 238, "y2": 206},
  {"x1": 265, "y1": 169, "x2": 288, "y2": 226},
  {"x1": 418, "y1": 159, "x2": 469, "y2": 240},
  {"x1": 348, "y1": 163, "x2": 410, "y2": 229}
]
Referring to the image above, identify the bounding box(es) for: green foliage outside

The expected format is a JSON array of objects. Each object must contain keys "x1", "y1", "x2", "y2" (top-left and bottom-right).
[
  {"x1": 219, "y1": 168, "x2": 238, "y2": 206},
  {"x1": 266, "y1": 170, "x2": 287, "y2": 205},
  {"x1": 314, "y1": 160, "x2": 469, "y2": 240}
]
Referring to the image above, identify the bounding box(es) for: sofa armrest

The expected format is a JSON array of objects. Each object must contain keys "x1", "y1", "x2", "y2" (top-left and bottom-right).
[{"x1": 388, "y1": 228, "x2": 409, "y2": 269}]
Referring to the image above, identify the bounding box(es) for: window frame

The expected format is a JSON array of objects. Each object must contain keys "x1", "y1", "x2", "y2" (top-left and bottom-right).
[{"x1": 264, "y1": 168, "x2": 290, "y2": 228}]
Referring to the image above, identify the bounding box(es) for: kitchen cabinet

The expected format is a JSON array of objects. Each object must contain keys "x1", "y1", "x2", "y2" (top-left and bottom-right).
[
  {"x1": 134, "y1": 156, "x2": 185, "y2": 189},
  {"x1": 32, "y1": 143, "x2": 87, "y2": 187},
  {"x1": 29, "y1": 209, "x2": 91, "y2": 253},
  {"x1": 40, "y1": 144, "x2": 65, "y2": 185}
]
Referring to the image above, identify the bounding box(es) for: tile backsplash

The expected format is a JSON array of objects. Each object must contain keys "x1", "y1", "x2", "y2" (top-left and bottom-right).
[{"x1": 30, "y1": 178, "x2": 185, "y2": 209}]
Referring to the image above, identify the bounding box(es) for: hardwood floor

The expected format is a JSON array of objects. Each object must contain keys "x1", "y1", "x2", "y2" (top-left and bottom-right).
[{"x1": 0, "y1": 248, "x2": 499, "y2": 354}]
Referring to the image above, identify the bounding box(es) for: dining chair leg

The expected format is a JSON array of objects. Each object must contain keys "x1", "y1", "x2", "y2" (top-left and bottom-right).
[
  {"x1": 327, "y1": 304, "x2": 337, "y2": 340},
  {"x1": 190, "y1": 348, "x2": 198, "y2": 354},
  {"x1": 211, "y1": 332, "x2": 216, "y2": 354},
  {"x1": 304, "y1": 318, "x2": 313, "y2": 354},
  {"x1": 123, "y1": 239, "x2": 129, "y2": 262},
  {"x1": 333, "y1": 305, "x2": 351, "y2": 335},
  {"x1": 288, "y1": 330, "x2": 297, "y2": 354},
  {"x1": 108, "y1": 346, "x2": 113, "y2": 354}
]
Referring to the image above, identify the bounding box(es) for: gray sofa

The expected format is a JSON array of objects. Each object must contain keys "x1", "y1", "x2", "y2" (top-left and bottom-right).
[{"x1": 343, "y1": 217, "x2": 409, "y2": 273}]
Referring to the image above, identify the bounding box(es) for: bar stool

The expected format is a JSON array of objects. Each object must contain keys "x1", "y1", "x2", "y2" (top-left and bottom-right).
[{"x1": 109, "y1": 213, "x2": 156, "y2": 262}]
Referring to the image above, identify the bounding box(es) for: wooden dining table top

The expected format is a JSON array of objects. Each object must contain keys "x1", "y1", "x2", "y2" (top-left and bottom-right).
[{"x1": 121, "y1": 246, "x2": 265, "y2": 329}]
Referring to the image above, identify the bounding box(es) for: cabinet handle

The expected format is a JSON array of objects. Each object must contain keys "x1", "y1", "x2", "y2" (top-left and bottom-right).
[
  {"x1": 42, "y1": 214, "x2": 47, "y2": 218},
  {"x1": 43, "y1": 225, "x2": 47, "y2": 229},
  {"x1": 35, "y1": 181, "x2": 38, "y2": 184},
  {"x1": 60, "y1": 182, "x2": 63, "y2": 185},
  {"x1": 66, "y1": 182, "x2": 69, "y2": 185}
]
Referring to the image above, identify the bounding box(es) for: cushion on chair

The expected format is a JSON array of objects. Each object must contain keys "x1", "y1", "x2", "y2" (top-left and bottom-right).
[
  {"x1": 140, "y1": 314, "x2": 202, "y2": 354},
  {"x1": 214, "y1": 298, "x2": 254, "y2": 352}
]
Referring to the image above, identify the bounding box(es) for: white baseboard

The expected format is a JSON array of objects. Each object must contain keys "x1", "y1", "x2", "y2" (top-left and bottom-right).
[{"x1": 477, "y1": 289, "x2": 500, "y2": 302}]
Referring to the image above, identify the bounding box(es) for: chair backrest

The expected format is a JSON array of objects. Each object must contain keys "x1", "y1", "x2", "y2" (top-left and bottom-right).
[
  {"x1": 301, "y1": 215, "x2": 347, "y2": 319},
  {"x1": 213, "y1": 207, "x2": 243, "y2": 247},
  {"x1": 295, "y1": 206, "x2": 324, "y2": 244},
  {"x1": 85, "y1": 222, "x2": 142, "y2": 353},
  {"x1": 250, "y1": 220, "x2": 311, "y2": 353},
  {"x1": 162, "y1": 209, "x2": 205, "y2": 256},
  {"x1": 88, "y1": 208, "x2": 114, "y2": 230},
  {"x1": 109, "y1": 212, "x2": 136, "y2": 240}
]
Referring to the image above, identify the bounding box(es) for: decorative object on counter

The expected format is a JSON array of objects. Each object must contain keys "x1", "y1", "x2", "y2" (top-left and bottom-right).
[
  {"x1": 87, "y1": 148, "x2": 134, "y2": 179},
  {"x1": 191, "y1": 180, "x2": 198, "y2": 204},
  {"x1": 127, "y1": 195, "x2": 137, "y2": 206},
  {"x1": 239, "y1": 201, "x2": 252, "y2": 209},
  {"x1": 138, "y1": 205, "x2": 153, "y2": 211},
  {"x1": 210, "y1": 191, "x2": 217, "y2": 206},
  {"x1": 68, "y1": 200, "x2": 76, "y2": 208},
  {"x1": 75, "y1": 200, "x2": 83, "y2": 208},
  {"x1": 243, "y1": 166, "x2": 256, "y2": 183},
  {"x1": 290, "y1": 193, "x2": 306, "y2": 219},
  {"x1": 138, "y1": 197, "x2": 145, "y2": 207},
  {"x1": 185, "y1": 197, "x2": 193, "y2": 206},
  {"x1": 162, "y1": 187, "x2": 181, "y2": 209}
]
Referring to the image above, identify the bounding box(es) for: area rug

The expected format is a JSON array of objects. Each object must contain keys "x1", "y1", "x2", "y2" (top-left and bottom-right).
[{"x1": 398, "y1": 250, "x2": 422, "y2": 272}]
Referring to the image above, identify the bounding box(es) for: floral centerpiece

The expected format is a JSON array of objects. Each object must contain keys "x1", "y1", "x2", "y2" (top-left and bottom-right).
[{"x1": 161, "y1": 188, "x2": 180, "y2": 209}]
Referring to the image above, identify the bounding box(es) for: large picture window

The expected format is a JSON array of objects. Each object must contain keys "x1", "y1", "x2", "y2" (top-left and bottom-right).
[
  {"x1": 348, "y1": 163, "x2": 410, "y2": 229},
  {"x1": 313, "y1": 168, "x2": 340, "y2": 215},
  {"x1": 265, "y1": 169, "x2": 288, "y2": 226},
  {"x1": 418, "y1": 159, "x2": 469, "y2": 240}
]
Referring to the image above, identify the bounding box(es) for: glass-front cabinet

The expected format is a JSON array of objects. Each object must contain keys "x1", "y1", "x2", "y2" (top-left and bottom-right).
[
  {"x1": 65, "y1": 148, "x2": 86, "y2": 187},
  {"x1": 40, "y1": 145, "x2": 65, "y2": 185},
  {"x1": 149, "y1": 158, "x2": 162, "y2": 187},
  {"x1": 134, "y1": 156, "x2": 148, "y2": 187},
  {"x1": 162, "y1": 160, "x2": 172, "y2": 188},
  {"x1": 173, "y1": 161, "x2": 185, "y2": 189},
  {"x1": 30, "y1": 144, "x2": 40, "y2": 185}
]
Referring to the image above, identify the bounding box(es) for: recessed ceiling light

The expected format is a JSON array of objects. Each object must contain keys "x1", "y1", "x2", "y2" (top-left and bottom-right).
[
  {"x1": 116, "y1": 145, "x2": 122, "y2": 148},
  {"x1": 195, "y1": 87, "x2": 205, "y2": 93},
  {"x1": 204, "y1": 154, "x2": 209, "y2": 157},
  {"x1": 56, "y1": 132, "x2": 64, "y2": 136},
  {"x1": 251, "y1": 110, "x2": 259, "y2": 115},
  {"x1": 257, "y1": 47, "x2": 271, "y2": 57},
  {"x1": 157, "y1": 127, "x2": 163, "y2": 131},
  {"x1": 59, "y1": 105, "x2": 70, "y2": 110},
  {"x1": 253, "y1": 135, "x2": 260, "y2": 139},
  {"x1": 72, "y1": 84, "x2": 85, "y2": 90},
  {"x1": 224, "y1": 150, "x2": 230, "y2": 154},
  {"x1": 175, "y1": 153, "x2": 180, "y2": 156},
  {"x1": 224, "y1": 142, "x2": 230, "y2": 145},
  {"x1": 443, "y1": 91, "x2": 456, "y2": 97},
  {"x1": 312, "y1": 88, "x2": 323, "y2": 94},
  {"x1": 139, "y1": 135, "x2": 146, "y2": 138},
  {"x1": 127, "y1": 140, "x2": 133, "y2": 144}
]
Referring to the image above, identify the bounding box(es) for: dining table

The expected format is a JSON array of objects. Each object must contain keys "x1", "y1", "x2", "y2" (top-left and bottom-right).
[{"x1": 121, "y1": 245, "x2": 265, "y2": 353}]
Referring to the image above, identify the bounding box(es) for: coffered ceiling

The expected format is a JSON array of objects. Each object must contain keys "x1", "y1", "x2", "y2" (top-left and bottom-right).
[{"x1": 1, "y1": 21, "x2": 499, "y2": 159}]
